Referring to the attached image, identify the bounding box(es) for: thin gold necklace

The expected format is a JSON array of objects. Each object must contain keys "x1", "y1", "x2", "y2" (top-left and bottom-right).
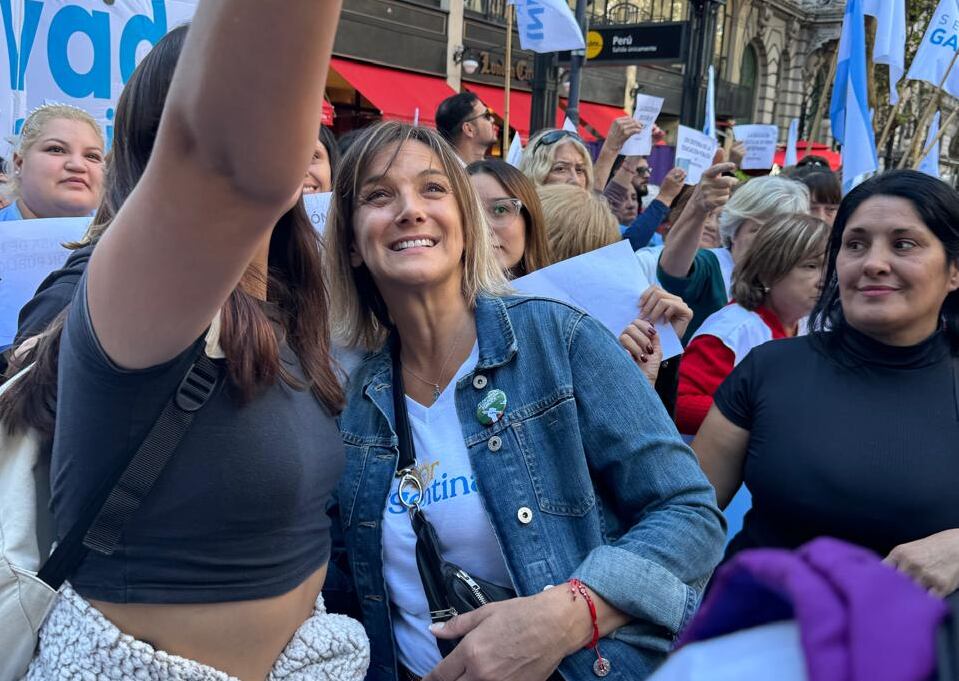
[{"x1": 403, "y1": 322, "x2": 470, "y2": 404}]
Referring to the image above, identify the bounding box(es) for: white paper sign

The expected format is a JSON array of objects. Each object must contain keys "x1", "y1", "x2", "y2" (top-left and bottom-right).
[
  {"x1": 674, "y1": 126, "x2": 719, "y2": 185},
  {"x1": 506, "y1": 132, "x2": 524, "y2": 168},
  {"x1": 302, "y1": 192, "x2": 333, "y2": 234},
  {"x1": 621, "y1": 94, "x2": 664, "y2": 157},
  {"x1": 732, "y1": 124, "x2": 779, "y2": 170},
  {"x1": 0, "y1": 217, "x2": 91, "y2": 347},
  {"x1": 512, "y1": 241, "x2": 683, "y2": 360}
]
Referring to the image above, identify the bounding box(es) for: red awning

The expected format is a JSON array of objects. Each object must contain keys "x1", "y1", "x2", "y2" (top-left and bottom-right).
[
  {"x1": 464, "y1": 83, "x2": 565, "y2": 143},
  {"x1": 773, "y1": 141, "x2": 841, "y2": 170},
  {"x1": 330, "y1": 58, "x2": 456, "y2": 127},
  {"x1": 576, "y1": 100, "x2": 628, "y2": 139}
]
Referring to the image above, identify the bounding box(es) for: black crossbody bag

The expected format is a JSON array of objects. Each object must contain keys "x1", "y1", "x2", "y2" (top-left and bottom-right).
[{"x1": 390, "y1": 337, "x2": 515, "y2": 657}]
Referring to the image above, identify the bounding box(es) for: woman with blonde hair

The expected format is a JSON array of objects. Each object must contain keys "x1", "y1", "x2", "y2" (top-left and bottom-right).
[
  {"x1": 537, "y1": 183, "x2": 618, "y2": 263},
  {"x1": 326, "y1": 121, "x2": 724, "y2": 681},
  {"x1": 676, "y1": 213, "x2": 828, "y2": 435},
  {"x1": 0, "y1": 104, "x2": 105, "y2": 221},
  {"x1": 519, "y1": 128, "x2": 595, "y2": 190},
  {"x1": 537, "y1": 183, "x2": 693, "y2": 395}
]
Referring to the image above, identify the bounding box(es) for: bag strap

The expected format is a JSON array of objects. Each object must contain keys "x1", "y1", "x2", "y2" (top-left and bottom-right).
[
  {"x1": 390, "y1": 336, "x2": 458, "y2": 629},
  {"x1": 37, "y1": 352, "x2": 222, "y2": 589},
  {"x1": 390, "y1": 335, "x2": 416, "y2": 472}
]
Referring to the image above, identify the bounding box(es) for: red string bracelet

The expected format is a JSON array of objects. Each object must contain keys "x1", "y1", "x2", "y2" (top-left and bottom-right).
[{"x1": 568, "y1": 578, "x2": 610, "y2": 677}]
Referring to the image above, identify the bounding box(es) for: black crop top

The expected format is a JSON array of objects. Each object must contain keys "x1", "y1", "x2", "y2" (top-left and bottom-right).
[
  {"x1": 714, "y1": 325, "x2": 959, "y2": 560},
  {"x1": 51, "y1": 275, "x2": 345, "y2": 603}
]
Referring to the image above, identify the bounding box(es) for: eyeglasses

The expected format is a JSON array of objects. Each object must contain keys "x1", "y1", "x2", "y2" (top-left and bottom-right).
[
  {"x1": 484, "y1": 198, "x2": 523, "y2": 225},
  {"x1": 531, "y1": 129, "x2": 583, "y2": 154},
  {"x1": 635, "y1": 166, "x2": 652, "y2": 176},
  {"x1": 465, "y1": 107, "x2": 496, "y2": 124}
]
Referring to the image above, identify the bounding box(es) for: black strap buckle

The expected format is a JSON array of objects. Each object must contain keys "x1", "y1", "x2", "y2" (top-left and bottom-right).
[{"x1": 175, "y1": 355, "x2": 220, "y2": 411}]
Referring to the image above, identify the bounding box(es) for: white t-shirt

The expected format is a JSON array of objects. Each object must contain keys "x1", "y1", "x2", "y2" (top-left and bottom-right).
[{"x1": 382, "y1": 343, "x2": 512, "y2": 676}]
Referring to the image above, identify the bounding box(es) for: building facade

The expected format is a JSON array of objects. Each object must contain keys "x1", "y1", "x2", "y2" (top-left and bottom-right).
[{"x1": 327, "y1": 0, "x2": 845, "y2": 147}]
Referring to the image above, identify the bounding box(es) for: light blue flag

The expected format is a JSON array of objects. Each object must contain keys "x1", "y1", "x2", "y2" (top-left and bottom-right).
[
  {"x1": 703, "y1": 65, "x2": 717, "y2": 140},
  {"x1": 829, "y1": 0, "x2": 878, "y2": 192},
  {"x1": 509, "y1": 0, "x2": 585, "y2": 53},
  {"x1": 864, "y1": 0, "x2": 906, "y2": 104},
  {"x1": 785, "y1": 118, "x2": 799, "y2": 167},
  {"x1": 918, "y1": 111, "x2": 941, "y2": 178}
]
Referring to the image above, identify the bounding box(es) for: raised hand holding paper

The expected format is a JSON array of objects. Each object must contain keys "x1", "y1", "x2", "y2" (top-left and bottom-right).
[
  {"x1": 621, "y1": 94, "x2": 664, "y2": 157},
  {"x1": 302, "y1": 192, "x2": 333, "y2": 234},
  {"x1": 512, "y1": 241, "x2": 683, "y2": 360},
  {"x1": 732, "y1": 124, "x2": 779, "y2": 170},
  {"x1": 674, "y1": 126, "x2": 719, "y2": 185}
]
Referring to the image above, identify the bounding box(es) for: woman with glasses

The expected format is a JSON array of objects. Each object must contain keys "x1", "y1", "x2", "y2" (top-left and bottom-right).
[
  {"x1": 467, "y1": 159, "x2": 551, "y2": 278},
  {"x1": 520, "y1": 128, "x2": 595, "y2": 191}
]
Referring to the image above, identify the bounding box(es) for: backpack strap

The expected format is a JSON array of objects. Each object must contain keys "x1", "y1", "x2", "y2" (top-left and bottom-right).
[{"x1": 37, "y1": 352, "x2": 222, "y2": 589}]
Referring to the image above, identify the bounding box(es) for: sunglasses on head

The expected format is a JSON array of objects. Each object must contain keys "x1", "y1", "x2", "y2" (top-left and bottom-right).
[{"x1": 532, "y1": 129, "x2": 583, "y2": 154}]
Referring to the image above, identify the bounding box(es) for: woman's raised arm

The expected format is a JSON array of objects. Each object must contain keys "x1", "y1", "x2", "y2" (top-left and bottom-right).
[{"x1": 88, "y1": 1, "x2": 342, "y2": 369}]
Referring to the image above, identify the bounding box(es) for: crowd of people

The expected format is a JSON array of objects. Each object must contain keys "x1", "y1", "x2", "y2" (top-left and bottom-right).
[{"x1": 2, "y1": 4, "x2": 958, "y2": 681}]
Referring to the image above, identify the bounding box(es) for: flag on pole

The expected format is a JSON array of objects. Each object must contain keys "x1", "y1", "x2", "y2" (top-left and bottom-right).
[
  {"x1": 508, "y1": 0, "x2": 585, "y2": 53},
  {"x1": 506, "y1": 132, "x2": 525, "y2": 167},
  {"x1": 785, "y1": 119, "x2": 799, "y2": 167},
  {"x1": 562, "y1": 115, "x2": 577, "y2": 132},
  {"x1": 918, "y1": 110, "x2": 942, "y2": 178},
  {"x1": 703, "y1": 65, "x2": 717, "y2": 140},
  {"x1": 863, "y1": 0, "x2": 906, "y2": 104},
  {"x1": 906, "y1": 0, "x2": 959, "y2": 100},
  {"x1": 830, "y1": 0, "x2": 878, "y2": 192}
]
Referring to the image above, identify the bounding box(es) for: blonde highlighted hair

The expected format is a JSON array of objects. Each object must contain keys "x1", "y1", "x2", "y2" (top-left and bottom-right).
[
  {"x1": 326, "y1": 122, "x2": 510, "y2": 350},
  {"x1": 731, "y1": 212, "x2": 829, "y2": 311},
  {"x1": 519, "y1": 129, "x2": 595, "y2": 191},
  {"x1": 2, "y1": 104, "x2": 104, "y2": 201},
  {"x1": 538, "y1": 183, "x2": 619, "y2": 264}
]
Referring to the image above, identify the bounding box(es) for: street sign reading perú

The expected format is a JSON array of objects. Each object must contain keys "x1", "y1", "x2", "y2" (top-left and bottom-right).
[{"x1": 561, "y1": 22, "x2": 686, "y2": 65}]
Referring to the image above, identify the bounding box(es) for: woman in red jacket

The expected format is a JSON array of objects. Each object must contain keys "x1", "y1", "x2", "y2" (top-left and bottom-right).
[{"x1": 676, "y1": 213, "x2": 828, "y2": 435}]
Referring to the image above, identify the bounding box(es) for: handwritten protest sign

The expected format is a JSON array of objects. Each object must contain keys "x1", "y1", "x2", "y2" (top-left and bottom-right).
[
  {"x1": 674, "y1": 126, "x2": 718, "y2": 185},
  {"x1": 621, "y1": 94, "x2": 664, "y2": 157},
  {"x1": 513, "y1": 240, "x2": 683, "y2": 360},
  {"x1": 0, "y1": 217, "x2": 91, "y2": 347},
  {"x1": 733, "y1": 124, "x2": 779, "y2": 170},
  {"x1": 302, "y1": 192, "x2": 333, "y2": 234}
]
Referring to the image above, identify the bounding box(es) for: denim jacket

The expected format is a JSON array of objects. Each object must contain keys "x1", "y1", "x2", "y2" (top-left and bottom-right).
[{"x1": 332, "y1": 295, "x2": 726, "y2": 681}]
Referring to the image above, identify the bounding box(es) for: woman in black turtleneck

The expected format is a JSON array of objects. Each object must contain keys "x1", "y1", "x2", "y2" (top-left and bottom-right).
[{"x1": 693, "y1": 170, "x2": 959, "y2": 596}]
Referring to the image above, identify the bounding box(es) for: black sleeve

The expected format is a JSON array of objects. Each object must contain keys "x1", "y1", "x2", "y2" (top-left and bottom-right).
[
  {"x1": 14, "y1": 245, "x2": 93, "y2": 344},
  {"x1": 712, "y1": 349, "x2": 759, "y2": 430}
]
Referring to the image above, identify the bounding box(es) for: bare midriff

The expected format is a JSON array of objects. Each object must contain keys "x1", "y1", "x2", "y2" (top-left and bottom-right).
[{"x1": 90, "y1": 564, "x2": 328, "y2": 681}]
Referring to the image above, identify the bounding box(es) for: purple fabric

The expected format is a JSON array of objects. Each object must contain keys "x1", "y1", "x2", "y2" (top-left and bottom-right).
[
  {"x1": 679, "y1": 537, "x2": 947, "y2": 681},
  {"x1": 649, "y1": 145, "x2": 676, "y2": 186}
]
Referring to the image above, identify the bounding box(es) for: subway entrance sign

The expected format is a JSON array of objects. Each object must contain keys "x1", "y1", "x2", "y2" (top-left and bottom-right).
[{"x1": 560, "y1": 22, "x2": 686, "y2": 65}]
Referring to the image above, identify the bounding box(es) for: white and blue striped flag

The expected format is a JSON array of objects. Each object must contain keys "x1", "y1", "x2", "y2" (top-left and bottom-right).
[
  {"x1": 829, "y1": 0, "x2": 878, "y2": 192},
  {"x1": 703, "y1": 65, "x2": 717, "y2": 140},
  {"x1": 508, "y1": 0, "x2": 585, "y2": 53}
]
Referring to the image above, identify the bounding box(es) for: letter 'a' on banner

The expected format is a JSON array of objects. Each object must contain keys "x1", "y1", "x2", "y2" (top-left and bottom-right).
[
  {"x1": 0, "y1": 0, "x2": 200, "y2": 156},
  {"x1": 508, "y1": 0, "x2": 585, "y2": 53},
  {"x1": 907, "y1": 0, "x2": 959, "y2": 100}
]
